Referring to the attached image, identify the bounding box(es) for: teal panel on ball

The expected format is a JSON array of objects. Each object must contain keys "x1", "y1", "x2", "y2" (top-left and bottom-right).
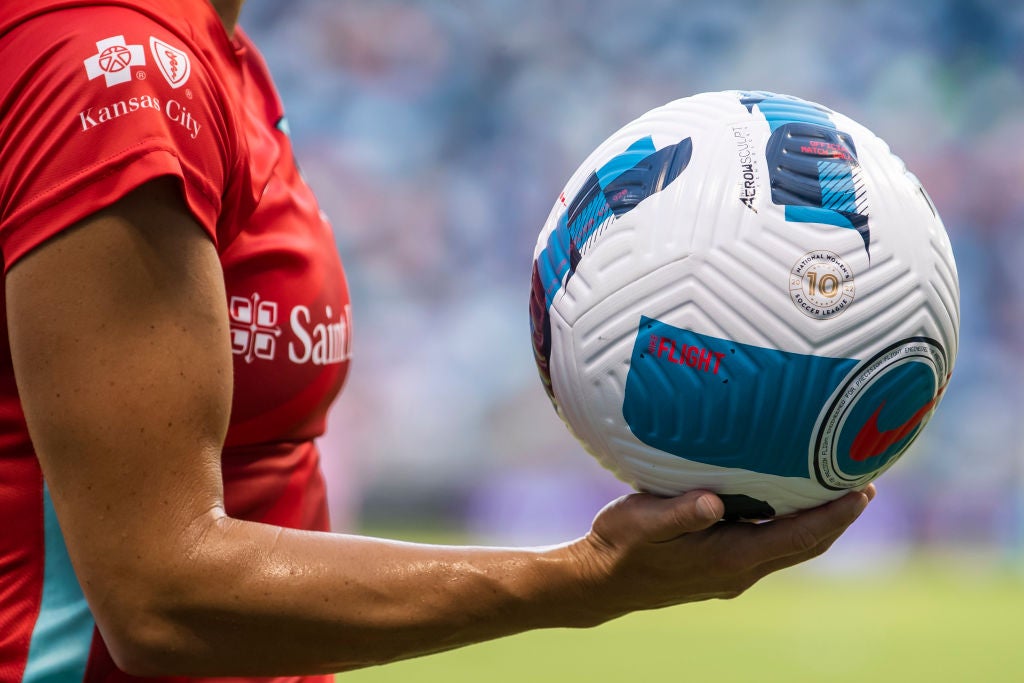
[{"x1": 622, "y1": 316, "x2": 859, "y2": 479}]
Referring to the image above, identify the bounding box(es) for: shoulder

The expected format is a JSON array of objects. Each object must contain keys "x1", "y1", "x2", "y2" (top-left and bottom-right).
[{"x1": 0, "y1": 0, "x2": 256, "y2": 268}]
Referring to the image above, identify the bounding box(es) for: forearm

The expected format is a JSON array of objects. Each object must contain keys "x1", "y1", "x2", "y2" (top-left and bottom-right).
[
  {"x1": 114, "y1": 514, "x2": 598, "y2": 676},
  {"x1": 98, "y1": 485, "x2": 873, "y2": 678}
]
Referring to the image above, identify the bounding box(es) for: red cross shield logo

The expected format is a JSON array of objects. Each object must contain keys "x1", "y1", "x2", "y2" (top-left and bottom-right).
[
  {"x1": 83, "y1": 36, "x2": 146, "y2": 87},
  {"x1": 149, "y1": 37, "x2": 191, "y2": 89}
]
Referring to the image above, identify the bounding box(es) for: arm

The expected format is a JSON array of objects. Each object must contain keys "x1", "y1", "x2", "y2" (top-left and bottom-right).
[{"x1": 7, "y1": 178, "x2": 872, "y2": 676}]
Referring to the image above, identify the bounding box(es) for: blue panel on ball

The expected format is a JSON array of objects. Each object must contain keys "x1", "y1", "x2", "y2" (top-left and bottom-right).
[
  {"x1": 740, "y1": 91, "x2": 833, "y2": 131},
  {"x1": 602, "y1": 138, "x2": 692, "y2": 218},
  {"x1": 533, "y1": 136, "x2": 692, "y2": 310},
  {"x1": 622, "y1": 317, "x2": 859, "y2": 479},
  {"x1": 739, "y1": 91, "x2": 871, "y2": 255},
  {"x1": 594, "y1": 135, "x2": 657, "y2": 189}
]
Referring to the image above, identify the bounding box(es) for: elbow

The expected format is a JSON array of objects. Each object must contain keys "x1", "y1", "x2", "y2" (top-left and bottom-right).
[
  {"x1": 85, "y1": 515, "x2": 230, "y2": 676},
  {"x1": 86, "y1": 538, "x2": 224, "y2": 676},
  {"x1": 95, "y1": 587, "x2": 200, "y2": 677},
  {"x1": 103, "y1": 618, "x2": 182, "y2": 677}
]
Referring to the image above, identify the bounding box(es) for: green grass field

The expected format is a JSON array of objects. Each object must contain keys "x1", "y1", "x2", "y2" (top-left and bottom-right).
[{"x1": 338, "y1": 551, "x2": 1023, "y2": 683}]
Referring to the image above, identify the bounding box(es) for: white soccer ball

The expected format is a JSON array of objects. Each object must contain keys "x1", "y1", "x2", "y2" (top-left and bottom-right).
[{"x1": 529, "y1": 90, "x2": 959, "y2": 518}]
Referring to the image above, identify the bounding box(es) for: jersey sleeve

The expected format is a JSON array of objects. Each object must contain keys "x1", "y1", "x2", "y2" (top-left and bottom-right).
[{"x1": 0, "y1": 5, "x2": 240, "y2": 270}]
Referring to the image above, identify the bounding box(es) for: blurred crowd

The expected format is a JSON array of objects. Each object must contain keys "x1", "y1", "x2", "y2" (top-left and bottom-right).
[{"x1": 241, "y1": 0, "x2": 1024, "y2": 559}]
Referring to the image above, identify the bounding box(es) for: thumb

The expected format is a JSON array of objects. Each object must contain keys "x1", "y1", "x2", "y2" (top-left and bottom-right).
[{"x1": 634, "y1": 490, "x2": 724, "y2": 543}]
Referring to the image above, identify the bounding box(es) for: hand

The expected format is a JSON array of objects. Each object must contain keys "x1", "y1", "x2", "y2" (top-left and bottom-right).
[{"x1": 569, "y1": 485, "x2": 874, "y2": 621}]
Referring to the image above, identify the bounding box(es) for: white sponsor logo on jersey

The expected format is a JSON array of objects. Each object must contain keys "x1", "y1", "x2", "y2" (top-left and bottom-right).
[
  {"x1": 229, "y1": 293, "x2": 352, "y2": 366},
  {"x1": 83, "y1": 35, "x2": 146, "y2": 87},
  {"x1": 149, "y1": 37, "x2": 191, "y2": 89},
  {"x1": 230, "y1": 294, "x2": 281, "y2": 364}
]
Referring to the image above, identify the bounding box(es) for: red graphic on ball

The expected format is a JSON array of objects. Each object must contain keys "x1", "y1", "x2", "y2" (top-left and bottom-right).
[{"x1": 849, "y1": 382, "x2": 947, "y2": 462}]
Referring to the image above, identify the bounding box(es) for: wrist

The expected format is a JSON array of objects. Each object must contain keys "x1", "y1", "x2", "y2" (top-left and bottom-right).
[{"x1": 530, "y1": 540, "x2": 617, "y2": 629}]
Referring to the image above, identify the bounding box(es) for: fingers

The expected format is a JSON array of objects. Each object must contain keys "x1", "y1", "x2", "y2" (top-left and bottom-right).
[
  {"x1": 581, "y1": 486, "x2": 875, "y2": 614},
  {"x1": 739, "y1": 489, "x2": 871, "y2": 569},
  {"x1": 862, "y1": 483, "x2": 877, "y2": 502}
]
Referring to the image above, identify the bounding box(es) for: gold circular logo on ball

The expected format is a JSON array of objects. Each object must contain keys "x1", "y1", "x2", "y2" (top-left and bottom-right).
[{"x1": 789, "y1": 250, "x2": 855, "y2": 320}]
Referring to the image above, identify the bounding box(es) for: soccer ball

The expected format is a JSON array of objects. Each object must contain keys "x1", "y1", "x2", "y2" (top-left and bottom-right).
[{"x1": 529, "y1": 91, "x2": 959, "y2": 518}]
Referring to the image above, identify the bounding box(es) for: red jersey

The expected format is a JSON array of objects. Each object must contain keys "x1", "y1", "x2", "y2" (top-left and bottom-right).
[{"x1": 0, "y1": 2, "x2": 350, "y2": 682}]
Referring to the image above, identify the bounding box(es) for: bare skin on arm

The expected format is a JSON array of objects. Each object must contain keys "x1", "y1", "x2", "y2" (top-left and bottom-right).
[{"x1": 5, "y1": 176, "x2": 873, "y2": 677}]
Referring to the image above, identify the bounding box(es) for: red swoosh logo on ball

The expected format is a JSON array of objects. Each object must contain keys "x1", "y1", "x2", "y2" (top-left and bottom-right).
[{"x1": 850, "y1": 384, "x2": 947, "y2": 462}]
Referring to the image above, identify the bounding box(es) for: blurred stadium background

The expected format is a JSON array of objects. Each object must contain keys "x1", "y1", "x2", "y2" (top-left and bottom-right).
[{"x1": 241, "y1": 0, "x2": 1022, "y2": 679}]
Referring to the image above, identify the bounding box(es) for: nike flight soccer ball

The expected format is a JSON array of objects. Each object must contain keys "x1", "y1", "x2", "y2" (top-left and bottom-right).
[{"x1": 529, "y1": 91, "x2": 959, "y2": 518}]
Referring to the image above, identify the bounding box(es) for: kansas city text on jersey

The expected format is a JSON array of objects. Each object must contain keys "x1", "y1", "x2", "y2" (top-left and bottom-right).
[{"x1": 77, "y1": 95, "x2": 202, "y2": 139}]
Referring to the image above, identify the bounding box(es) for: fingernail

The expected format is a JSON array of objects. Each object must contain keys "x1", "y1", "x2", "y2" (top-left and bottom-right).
[{"x1": 697, "y1": 495, "x2": 719, "y2": 520}]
